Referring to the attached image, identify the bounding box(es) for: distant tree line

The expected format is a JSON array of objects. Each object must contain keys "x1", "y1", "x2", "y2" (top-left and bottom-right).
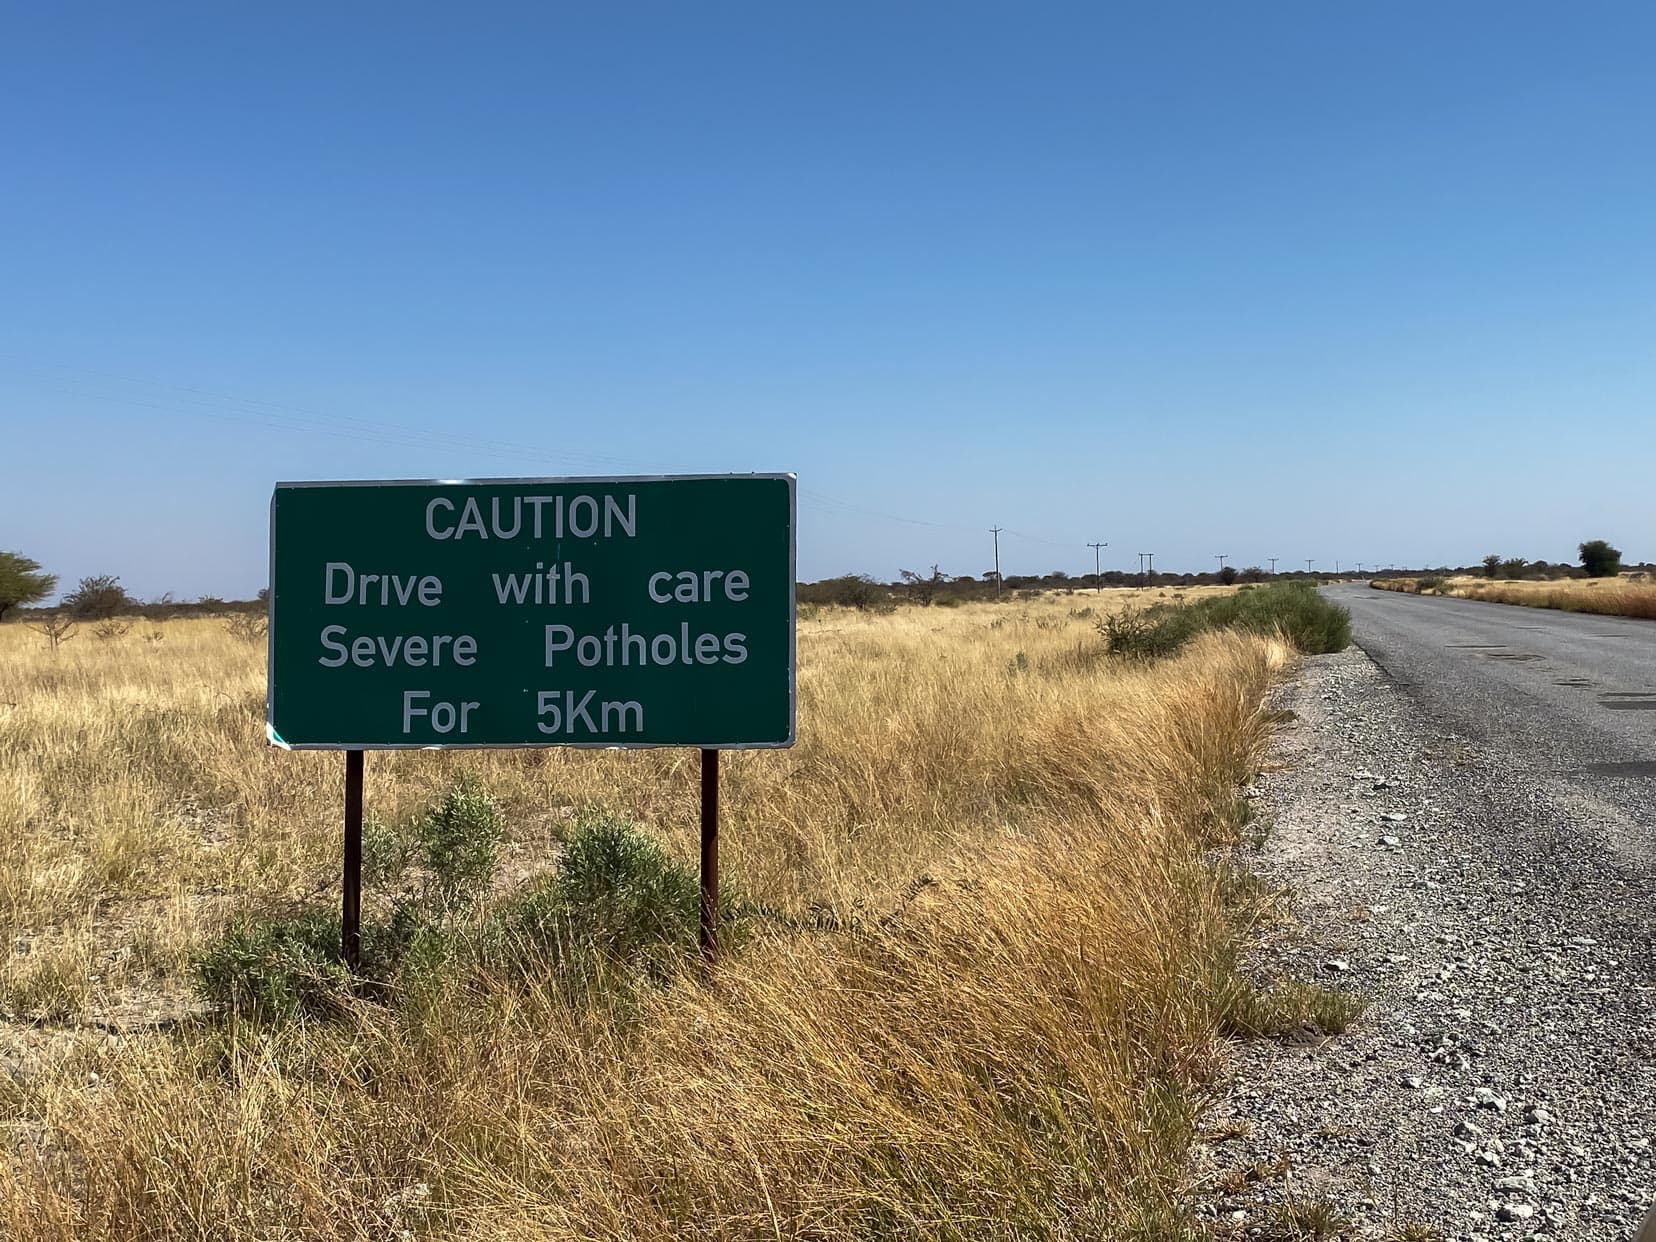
[
  {"x1": 1477, "y1": 540, "x2": 1625, "y2": 581},
  {"x1": 3, "y1": 537, "x2": 1639, "y2": 631},
  {"x1": 798, "y1": 539, "x2": 1642, "y2": 610},
  {"x1": 0, "y1": 550, "x2": 268, "y2": 626}
]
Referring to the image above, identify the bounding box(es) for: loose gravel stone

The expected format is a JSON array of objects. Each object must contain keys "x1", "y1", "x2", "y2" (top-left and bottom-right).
[{"x1": 1189, "y1": 646, "x2": 1656, "y2": 1239}]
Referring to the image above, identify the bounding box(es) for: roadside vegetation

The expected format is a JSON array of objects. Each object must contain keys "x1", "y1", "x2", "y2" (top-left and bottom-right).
[
  {"x1": 1101, "y1": 581, "x2": 1352, "y2": 661},
  {"x1": 0, "y1": 589, "x2": 1357, "y2": 1239},
  {"x1": 1373, "y1": 573, "x2": 1656, "y2": 622}
]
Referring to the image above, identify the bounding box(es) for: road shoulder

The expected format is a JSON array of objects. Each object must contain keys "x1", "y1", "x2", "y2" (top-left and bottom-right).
[{"x1": 1193, "y1": 647, "x2": 1656, "y2": 1240}]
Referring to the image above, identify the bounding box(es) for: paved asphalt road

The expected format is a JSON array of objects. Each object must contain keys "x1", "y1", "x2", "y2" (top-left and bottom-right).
[{"x1": 1329, "y1": 583, "x2": 1656, "y2": 841}]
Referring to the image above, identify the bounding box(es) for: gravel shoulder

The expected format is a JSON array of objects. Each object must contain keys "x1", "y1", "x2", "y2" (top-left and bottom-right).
[{"x1": 1196, "y1": 646, "x2": 1656, "y2": 1241}]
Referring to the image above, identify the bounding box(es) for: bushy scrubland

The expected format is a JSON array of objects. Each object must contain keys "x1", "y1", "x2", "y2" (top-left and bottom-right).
[{"x1": 0, "y1": 592, "x2": 1348, "y2": 1239}]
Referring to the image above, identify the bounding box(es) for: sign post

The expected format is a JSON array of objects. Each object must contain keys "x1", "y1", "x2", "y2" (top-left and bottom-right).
[
  {"x1": 342, "y1": 749, "x2": 363, "y2": 972},
  {"x1": 700, "y1": 747, "x2": 719, "y2": 963},
  {"x1": 267, "y1": 474, "x2": 796, "y2": 966}
]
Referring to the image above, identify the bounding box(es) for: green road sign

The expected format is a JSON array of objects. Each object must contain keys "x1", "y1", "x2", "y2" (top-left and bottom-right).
[{"x1": 267, "y1": 475, "x2": 795, "y2": 749}]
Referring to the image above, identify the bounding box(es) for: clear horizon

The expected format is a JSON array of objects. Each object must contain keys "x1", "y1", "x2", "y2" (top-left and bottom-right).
[{"x1": 6, "y1": 3, "x2": 1654, "y2": 600}]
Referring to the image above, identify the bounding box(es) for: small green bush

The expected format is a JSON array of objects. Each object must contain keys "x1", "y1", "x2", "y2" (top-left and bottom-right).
[
  {"x1": 194, "y1": 909, "x2": 351, "y2": 1020},
  {"x1": 197, "y1": 794, "x2": 724, "y2": 1023},
  {"x1": 361, "y1": 816, "x2": 410, "y2": 887},
  {"x1": 195, "y1": 777, "x2": 503, "y2": 1021},
  {"x1": 490, "y1": 815, "x2": 702, "y2": 985},
  {"x1": 1098, "y1": 606, "x2": 1200, "y2": 660},
  {"x1": 416, "y1": 777, "x2": 502, "y2": 912}
]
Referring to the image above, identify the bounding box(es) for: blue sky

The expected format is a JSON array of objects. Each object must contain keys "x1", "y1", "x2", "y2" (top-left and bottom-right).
[{"x1": 4, "y1": 2, "x2": 1654, "y2": 598}]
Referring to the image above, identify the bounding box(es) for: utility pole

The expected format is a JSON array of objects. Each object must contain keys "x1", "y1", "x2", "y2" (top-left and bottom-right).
[
  {"x1": 990, "y1": 527, "x2": 1003, "y2": 599},
  {"x1": 1356, "y1": 561, "x2": 1364, "y2": 575},
  {"x1": 1142, "y1": 552, "x2": 1155, "y2": 589},
  {"x1": 1269, "y1": 557, "x2": 1278, "y2": 576},
  {"x1": 1087, "y1": 541, "x2": 1108, "y2": 594},
  {"x1": 1305, "y1": 558, "x2": 1314, "y2": 575},
  {"x1": 1215, "y1": 554, "x2": 1228, "y2": 576}
]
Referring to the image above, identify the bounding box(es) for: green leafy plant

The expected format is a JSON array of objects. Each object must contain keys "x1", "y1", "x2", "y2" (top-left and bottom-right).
[
  {"x1": 1185, "y1": 582, "x2": 1351, "y2": 653},
  {"x1": 193, "y1": 909, "x2": 351, "y2": 1020},
  {"x1": 489, "y1": 814, "x2": 703, "y2": 986},
  {"x1": 416, "y1": 777, "x2": 502, "y2": 912},
  {"x1": 1098, "y1": 606, "x2": 1199, "y2": 660}
]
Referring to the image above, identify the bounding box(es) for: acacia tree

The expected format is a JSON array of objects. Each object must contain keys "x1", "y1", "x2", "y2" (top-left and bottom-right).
[
  {"x1": 1579, "y1": 540, "x2": 1622, "y2": 578},
  {"x1": 62, "y1": 574, "x2": 135, "y2": 620},
  {"x1": 898, "y1": 565, "x2": 948, "y2": 605},
  {"x1": 0, "y1": 551, "x2": 57, "y2": 621},
  {"x1": 829, "y1": 574, "x2": 882, "y2": 611}
]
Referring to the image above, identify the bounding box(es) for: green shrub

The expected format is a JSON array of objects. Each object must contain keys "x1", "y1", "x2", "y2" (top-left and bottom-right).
[
  {"x1": 1101, "y1": 583, "x2": 1350, "y2": 660},
  {"x1": 799, "y1": 574, "x2": 894, "y2": 612},
  {"x1": 193, "y1": 909, "x2": 351, "y2": 1020},
  {"x1": 1098, "y1": 606, "x2": 1200, "y2": 660},
  {"x1": 1187, "y1": 581, "x2": 1351, "y2": 653},
  {"x1": 1416, "y1": 576, "x2": 1446, "y2": 594},
  {"x1": 196, "y1": 777, "x2": 502, "y2": 1021},
  {"x1": 197, "y1": 795, "x2": 723, "y2": 1023},
  {"x1": 491, "y1": 814, "x2": 702, "y2": 986},
  {"x1": 361, "y1": 816, "x2": 410, "y2": 887},
  {"x1": 416, "y1": 777, "x2": 502, "y2": 912}
]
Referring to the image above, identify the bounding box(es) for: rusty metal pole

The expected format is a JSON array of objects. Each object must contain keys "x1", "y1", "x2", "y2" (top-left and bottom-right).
[
  {"x1": 699, "y1": 747, "x2": 720, "y2": 965},
  {"x1": 342, "y1": 749, "x2": 364, "y2": 972}
]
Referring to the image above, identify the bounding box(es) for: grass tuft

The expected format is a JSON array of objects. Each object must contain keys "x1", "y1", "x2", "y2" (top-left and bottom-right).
[
  {"x1": 1261, "y1": 1196, "x2": 1351, "y2": 1241},
  {"x1": 1220, "y1": 977, "x2": 1366, "y2": 1039}
]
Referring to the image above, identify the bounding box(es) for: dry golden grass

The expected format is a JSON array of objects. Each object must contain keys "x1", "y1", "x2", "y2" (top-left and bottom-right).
[
  {"x1": 1373, "y1": 573, "x2": 1656, "y2": 621},
  {"x1": 0, "y1": 587, "x2": 1291, "y2": 1239}
]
